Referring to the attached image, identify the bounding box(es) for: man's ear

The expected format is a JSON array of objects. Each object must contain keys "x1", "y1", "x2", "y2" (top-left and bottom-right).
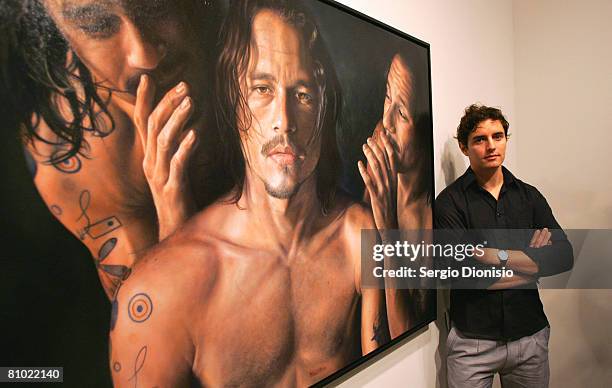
[{"x1": 459, "y1": 141, "x2": 469, "y2": 156}]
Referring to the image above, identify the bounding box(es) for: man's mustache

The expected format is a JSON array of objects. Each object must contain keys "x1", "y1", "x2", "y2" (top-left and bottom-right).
[{"x1": 260, "y1": 135, "x2": 304, "y2": 157}]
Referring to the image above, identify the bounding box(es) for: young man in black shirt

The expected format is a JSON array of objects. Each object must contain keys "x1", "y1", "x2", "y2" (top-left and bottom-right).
[{"x1": 435, "y1": 104, "x2": 573, "y2": 388}]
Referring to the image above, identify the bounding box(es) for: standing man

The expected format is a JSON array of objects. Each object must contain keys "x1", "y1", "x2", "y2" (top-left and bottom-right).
[
  {"x1": 2, "y1": 0, "x2": 221, "y2": 298},
  {"x1": 435, "y1": 104, "x2": 573, "y2": 387},
  {"x1": 110, "y1": 1, "x2": 386, "y2": 386}
]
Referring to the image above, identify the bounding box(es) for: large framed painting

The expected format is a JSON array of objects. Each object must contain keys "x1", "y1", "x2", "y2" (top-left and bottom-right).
[{"x1": 0, "y1": 0, "x2": 434, "y2": 386}]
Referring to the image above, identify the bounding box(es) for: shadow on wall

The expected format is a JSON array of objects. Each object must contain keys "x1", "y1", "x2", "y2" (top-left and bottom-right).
[
  {"x1": 441, "y1": 137, "x2": 466, "y2": 186},
  {"x1": 434, "y1": 290, "x2": 451, "y2": 388},
  {"x1": 435, "y1": 137, "x2": 465, "y2": 388}
]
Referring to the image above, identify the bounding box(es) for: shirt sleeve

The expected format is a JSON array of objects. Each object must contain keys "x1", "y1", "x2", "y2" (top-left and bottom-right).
[{"x1": 522, "y1": 187, "x2": 574, "y2": 277}]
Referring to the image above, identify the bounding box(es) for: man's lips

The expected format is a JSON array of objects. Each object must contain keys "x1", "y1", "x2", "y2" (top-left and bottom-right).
[
  {"x1": 484, "y1": 154, "x2": 500, "y2": 160},
  {"x1": 268, "y1": 146, "x2": 300, "y2": 164}
]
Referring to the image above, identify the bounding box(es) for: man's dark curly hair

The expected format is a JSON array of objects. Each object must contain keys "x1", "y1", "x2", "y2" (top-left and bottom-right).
[
  {"x1": 1, "y1": 0, "x2": 115, "y2": 164},
  {"x1": 0, "y1": 0, "x2": 219, "y2": 165},
  {"x1": 456, "y1": 104, "x2": 509, "y2": 147}
]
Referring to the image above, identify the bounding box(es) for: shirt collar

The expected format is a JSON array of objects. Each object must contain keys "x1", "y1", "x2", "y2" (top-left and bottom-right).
[{"x1": 460, "y1": 166, "x2": 517, "y2": 191}]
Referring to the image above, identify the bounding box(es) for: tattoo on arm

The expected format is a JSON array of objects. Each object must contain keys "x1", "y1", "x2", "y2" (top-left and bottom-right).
[
  {"x1": 109, "y1": 337, "x2": 122, "y2": 372},
  {"x1": 110, "y1": 297, "x2": 119, "y2": 331},
  {"x1": 128, "y1": 346, "x2": 147, "y2": 388},
  {"x1": 95, "y1": 236, "x2": 131, "y2": 299},
  {"x1": 127, "y1": 293, "x2": 153, "y2": 323},
  {"x1": 371, "y1": 318, "x2": 386, "y2": 344}
]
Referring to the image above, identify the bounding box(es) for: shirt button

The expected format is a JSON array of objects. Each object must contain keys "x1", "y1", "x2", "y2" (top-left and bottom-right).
[{"x1": 497, "y1": 212, "x2": 502, "y2": 217}]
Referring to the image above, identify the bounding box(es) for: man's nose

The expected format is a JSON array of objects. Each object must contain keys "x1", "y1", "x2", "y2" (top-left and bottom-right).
[
  {"x1": 382, "y1": 105, "x2": 395, "y2": 134},
  {"x1": 486, "y1": 137, "x2": 496, "y2": 151},
  {"x1": 123, "y1": 22, "x2": 166, "y2": 70},
  {"x1": 272, "y1": 91, "x2": 295, "y2": 134}
]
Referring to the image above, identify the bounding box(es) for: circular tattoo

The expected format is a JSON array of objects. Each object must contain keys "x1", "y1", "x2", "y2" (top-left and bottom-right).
[
  {"x1": 51, "y1": 151, "x2": 82, "y2": 174},
  {"x1": 127, "y1": 293, "x2": 153, "y2": 323},
  {"x1": 50, "y1": 205, "x2": 63, "y2": 216},
  {"x1": 113, "y1": 362, "x2": 121, "y2": 372}
]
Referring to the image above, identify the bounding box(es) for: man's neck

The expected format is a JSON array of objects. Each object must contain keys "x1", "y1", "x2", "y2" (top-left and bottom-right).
[
  {"x1": 472, "y1": 165, "x2": 504, "y2": 196},
  {"x1": 238, "y1": 172, "x2": 321, "y2": 254}
]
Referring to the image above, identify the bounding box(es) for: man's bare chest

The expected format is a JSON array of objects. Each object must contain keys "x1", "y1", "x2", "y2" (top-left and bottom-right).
[{"x1": 192, "y1": 242, "x2": 361, "y2": 386}]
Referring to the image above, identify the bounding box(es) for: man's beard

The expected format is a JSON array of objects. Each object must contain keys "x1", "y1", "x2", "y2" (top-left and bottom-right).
[{"x1": 263, "y1": 167, "x2": 300, "y2": 199}]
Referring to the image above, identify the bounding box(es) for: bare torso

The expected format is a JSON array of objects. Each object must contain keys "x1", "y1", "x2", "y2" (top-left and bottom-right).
[{"x1": 110, "y1": 195, "x2": 381, "y2": 388}]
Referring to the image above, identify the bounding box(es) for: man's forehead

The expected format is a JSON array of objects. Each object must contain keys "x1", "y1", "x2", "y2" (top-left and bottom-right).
[
  {"x1": 53, "y1": 0, "x2": 159, "y2": 16},
  {"x1": 471, "y1": 120, "x2": 504, "y2": 137},
  {"x1": 247, "y1": 10, "x2": 313, "y2": 81},
  {"x1": 251, "y1": 11, "x2": 303, "y2": 57},
  {"x1": 388, "y1": 55, "x2": 413, "y2": 105}
]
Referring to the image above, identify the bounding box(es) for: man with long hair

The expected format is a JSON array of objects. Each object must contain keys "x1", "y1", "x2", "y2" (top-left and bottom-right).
[
  {"x1": 109, "y1": 1, "x2": 386, "y2": 386},
  {"x1": 359, "y1": 52, "x2": 434, "y2": 338},
  {"x1": 0, "y1": 0, "x2": 221, "y2": 299}
]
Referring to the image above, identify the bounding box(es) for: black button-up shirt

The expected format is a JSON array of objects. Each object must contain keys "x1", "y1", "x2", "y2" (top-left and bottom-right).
[{"x1": 434, "y1": 167, "x2": 573, "y2": 340}]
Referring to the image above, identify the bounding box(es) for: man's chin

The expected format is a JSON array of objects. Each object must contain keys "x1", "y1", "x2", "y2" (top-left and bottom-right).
[{"x1": 264, "y1": 178, "x2": 300, "y2": 199}]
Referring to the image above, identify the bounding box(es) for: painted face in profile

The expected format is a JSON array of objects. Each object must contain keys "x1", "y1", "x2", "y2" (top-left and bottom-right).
[
  {"x1": 43, "y1": 0, "x2": 207, "y2": 106},
  {"x1": 238, "y1": 9, "x2": 322, "y2": 199},
  {"x1": 379, "y1": 53, "x2": 417, "y2": 173}
]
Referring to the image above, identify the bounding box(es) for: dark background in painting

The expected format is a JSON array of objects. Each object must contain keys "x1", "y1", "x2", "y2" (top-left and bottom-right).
[{"x1": 0, "y1": 1, "x2": 432, "y2": 387}]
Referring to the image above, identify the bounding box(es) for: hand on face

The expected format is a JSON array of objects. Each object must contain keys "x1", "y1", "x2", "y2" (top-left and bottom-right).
[
  {"x1": 383, "y1": 54, "x2": 416, "y2": 173},
  {"x1": 358, "y1": 130, "x2": 399, "y2": 232},
  {"x1": 134, "y1": 74, "x2": 199, "y2": 240}
]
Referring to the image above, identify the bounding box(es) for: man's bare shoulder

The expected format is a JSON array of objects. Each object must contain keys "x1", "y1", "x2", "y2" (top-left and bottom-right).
[
  {"x1": 126, "y1": 230, "x2": 222, "y2": 296},
  {"x1": 334, "y1": 194, "x2": 376, "y2": 237},
  {"x1": 183, "y1": 193, "x2": 249, "y2": 240}
]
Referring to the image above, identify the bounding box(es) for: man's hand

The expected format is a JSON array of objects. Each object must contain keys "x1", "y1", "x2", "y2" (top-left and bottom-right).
[
  {"x1": 358, "y1": 130, "x2": 399, "y2": 233},
  {"x1": 134, "y1": 75, "x2": 198, "y2": 240},
  {"x1": 475, "y1": 228, "x2": 552, "y2": 275},
  {"x1": 529, "y1": 227, "x2": 552, "y2": 248}
]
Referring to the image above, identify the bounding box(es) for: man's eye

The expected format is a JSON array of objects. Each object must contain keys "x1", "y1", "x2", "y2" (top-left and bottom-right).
[
  {"x1": 493, "y1": 133, "x2": 504, "y2": 140},
  {"x1": 297, "y1": 92, "x2": 313, "y2": 103},
  {"x1": 254, "y1": 86, "x2": 272, "y2": 95},
  {"x1": 398, "y1": 108, "x2": 408, "y2": 121},
  {"x1": 474, "y1": 138, "x2": 484, "y2": 144},
  {"x1": 77, "y1": 17, "x2": 120, "y2": 38}
]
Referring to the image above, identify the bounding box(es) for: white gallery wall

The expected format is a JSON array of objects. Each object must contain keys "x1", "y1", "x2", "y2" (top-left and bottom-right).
[
  {"x1": 330, "y1": 0, "x2": 612, "y2": 387},
  {"x1": 513, "y1": 0, "x2": 612, "y2": 386}
]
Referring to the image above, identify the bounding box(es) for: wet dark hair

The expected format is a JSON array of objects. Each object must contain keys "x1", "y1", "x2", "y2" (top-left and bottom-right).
[
  {"x1": 456, "y1": 103, "x2": 509, "y2": 147},
  {"x1": 215, "y1": 0, "x2": 342, "y2": 214},
  {"x1": 0, "y1": 0, "x2": 219, "y2": 165},
  {"x1": 0, "y1": 0, "x2": 113, "y2": 164}
]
